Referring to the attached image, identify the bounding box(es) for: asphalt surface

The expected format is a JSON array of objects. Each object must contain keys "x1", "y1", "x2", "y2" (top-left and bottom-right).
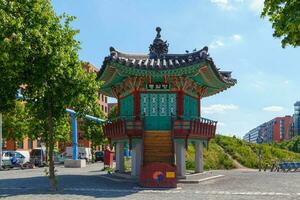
[{"x1": 1, "y1": 163, "x2": 300, "y2": 200}]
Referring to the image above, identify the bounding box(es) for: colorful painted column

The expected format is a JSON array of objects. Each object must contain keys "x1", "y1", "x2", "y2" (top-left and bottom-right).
[{"x1": 195, "y1": 142, "x2": 204, "y2": 173}]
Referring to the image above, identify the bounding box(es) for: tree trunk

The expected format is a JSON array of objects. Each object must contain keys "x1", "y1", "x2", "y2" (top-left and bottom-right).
[
  {"x1": 47, "y1": 97, "x2": 57, "y2": 191},
  {"x1": 91, "y1": 141, "x2": 95, "y2": 163},
  {"x1": 45, "y1": 137, "x2": 49, "y2": 163}
]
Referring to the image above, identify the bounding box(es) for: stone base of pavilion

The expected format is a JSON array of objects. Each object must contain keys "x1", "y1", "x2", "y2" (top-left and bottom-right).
[
  {"x1": 112, "y1": 141, "x2": 206, "y2": 187},
  {"x1": 177, "y1": 171, "x2": 225, "y2": 184}
]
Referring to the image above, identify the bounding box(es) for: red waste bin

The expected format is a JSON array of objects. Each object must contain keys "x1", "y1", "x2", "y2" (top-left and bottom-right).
[{"x1": 104, "y1": 149, "x2": 114, "y2": 167}]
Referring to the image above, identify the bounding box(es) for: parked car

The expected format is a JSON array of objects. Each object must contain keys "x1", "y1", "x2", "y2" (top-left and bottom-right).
[
  {"x1": 30, "y1": 148, "x2": 46, "y2": 167},
  {"x1": 95, "y1": 151, "x2": 104, "y2": 162},
  {"x1": 1, "y1": 151, "x2": 26, "y2": 169},
  {"x1": 16, "y1": 150, "x2": 30, "y2": 163},
  {"x1": 65, "y1": 147, "x2": 92, "y2": 162},
  {"x1": 30, "y1": 148, "x2": 66, "y2": 167}
]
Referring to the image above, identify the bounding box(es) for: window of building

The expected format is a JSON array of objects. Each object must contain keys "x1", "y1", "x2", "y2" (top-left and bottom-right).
[
  {"x1": 101, "y1": 105, "x2": 104, "y2": 111},
  {"x1": 105, "y1": 106, "x2": 108, "y2": 113},
  {"x1": 105, "y1": 96, "x2": 107, "y2": 103},
  {"x1": 101, "y1": 94, "x2": 104, "y2": 102}
]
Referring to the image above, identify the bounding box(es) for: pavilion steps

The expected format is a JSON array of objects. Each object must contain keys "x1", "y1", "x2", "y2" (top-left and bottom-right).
[{"x1": 143, "y1": 131, "x2": 173, "y2": 165}]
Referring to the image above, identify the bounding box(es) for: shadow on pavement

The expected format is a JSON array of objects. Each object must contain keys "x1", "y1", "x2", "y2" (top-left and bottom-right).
[{"x1": 0, "y1": 174, "x2": 144, "y2": 198}]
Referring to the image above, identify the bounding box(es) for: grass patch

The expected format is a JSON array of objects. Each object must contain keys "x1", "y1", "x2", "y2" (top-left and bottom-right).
[
  {"x1": 215, "y1": 135, "x2": 300, "y2": 168},
  {"x1": 186, "y1": 139, "x2": 235, "y2": 171}
]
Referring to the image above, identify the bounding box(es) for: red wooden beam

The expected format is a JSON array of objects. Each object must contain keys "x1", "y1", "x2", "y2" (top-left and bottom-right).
[
  {"x1": 134, "y1": 89, "x2": 140, "y2": 120},
  {"x1": 177, "y1": 90, "x2": 183, "y2": 119}
]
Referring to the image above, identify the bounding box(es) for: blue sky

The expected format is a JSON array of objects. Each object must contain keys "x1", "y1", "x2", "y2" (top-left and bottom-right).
[{"x1": 52, "y1": 0, "x2": 300, "y2": 138}]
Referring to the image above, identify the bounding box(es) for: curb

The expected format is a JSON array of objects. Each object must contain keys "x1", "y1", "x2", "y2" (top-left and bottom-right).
[{"x1": 177, "y1": 175, "x2": 225, "y2": 184}]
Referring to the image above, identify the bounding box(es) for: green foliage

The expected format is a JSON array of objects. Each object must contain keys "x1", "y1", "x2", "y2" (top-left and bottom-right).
[
  {"x1": 81, "y1": 105, "x2": 106, "y2": 161},
  {"x1": 28, "y1": 112, "x2": 71, "y2": 144},
  {"x1": 186, "y1": 140, "x2": 235, "y2": 171},
  {"x1": 261, "y1": 0, "x2": 300, "y2": 47},
  {"x1": 215, "y1": 135, "x2": 300, "y2": 168},
  {"x1": 108, "y1": 105, "x2": 117, "y2": 120},
  {"x1": 124, "y1": 157, "x2": 131, "y2": 172},
  {"x1": 187, "y1": 135, "x2": 300, "y2": 171},
  {"x1": 2, "y1": 101, "x2": 29, "y2": 142},
  {"x1": 274, "y1": 136, "x2": 300, "y2": 153},
  {"x1": 0, "y1": 1, "x2": 25, "y2": 111},
  {"x1": 215, "y1": 135, "x2": 259, "y2": 168},
  {"x1": 0, "y1": 0, "x2": 100, "y2": 190},
  {"x1": 82, "y1": 105, "x2": 105, "y2": 145}
]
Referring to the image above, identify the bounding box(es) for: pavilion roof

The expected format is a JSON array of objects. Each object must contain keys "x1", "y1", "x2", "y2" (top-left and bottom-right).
[{"x1": 97, "y1": 27, "x2": 236, "y2": 97}]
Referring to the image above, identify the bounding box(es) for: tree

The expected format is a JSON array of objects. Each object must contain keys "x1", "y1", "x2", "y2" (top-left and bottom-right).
[
  {"x1": 108, "y1": 105, "x2": 118, "y2": 120},
  {"x1": 81, "y1": 106, "x2": 106, "y2": 162},
  {"x1": 262, "y1": 0, "x2": 300, "y2": 48},
  {"x1": 28, "y1": 112, "x2": 71, "y2": 160},
  {"x1": 2, "y1": 101, "x2": 29, "y2": 149},
  {"x1": 0, "y1": 0, "x2": 99, "y2": 190}
]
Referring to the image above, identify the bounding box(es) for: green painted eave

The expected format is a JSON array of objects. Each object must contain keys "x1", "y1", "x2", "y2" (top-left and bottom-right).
[{"x1": 99, "y1": 60, "x2": 234, "y2": 97}]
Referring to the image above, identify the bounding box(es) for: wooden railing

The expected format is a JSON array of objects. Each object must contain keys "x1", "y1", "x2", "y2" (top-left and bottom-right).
[
  {"x1": 172, "y1": 117, "x2": 217, "y2": 140},
  {"x1": 103, "y1": 116, "x2": 145, "y2": 139}
]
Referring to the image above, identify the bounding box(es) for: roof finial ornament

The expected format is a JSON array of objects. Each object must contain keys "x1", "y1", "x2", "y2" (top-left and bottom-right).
[
  {"x1": 156, "y1": 27, "x2": 161, "y2": 39},
  {"x1": 149, "y1": 27, "x2": 169, "y2": 59}
]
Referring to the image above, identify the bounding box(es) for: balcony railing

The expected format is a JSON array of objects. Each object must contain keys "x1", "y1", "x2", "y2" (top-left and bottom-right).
[
  {"x1": 172, "y1": 116, "x2": 217, "y2": 140},
  {"x1": 103, "y1": 116, "x2": 144, "y2": 140}
]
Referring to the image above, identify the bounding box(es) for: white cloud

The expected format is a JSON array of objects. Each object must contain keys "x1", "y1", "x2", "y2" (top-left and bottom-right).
[
  {"x1": 209, "y1": 39, "x2": 225, "y2": 49},
  {"x1": 262, "y1": 106, "x2": 284, "y2": 112},
  {"x1": 210, "y1": 0, "x2": 234, "y2": 10},
  {"x1": 218, "y1": 122, "x2": 226, "y2": 126},
  {"x1": 202, "y1": 104, "x2": 239, "y2": 114},
  {"x1": 231, "y1": 34, "x2": 242, "y2": 42},
  {"x1": 209, "y1": 34, "x2": 242, "y2": 49},
  {"x1": 249, "y1": 0, "x2": 264, "y2": 14}
]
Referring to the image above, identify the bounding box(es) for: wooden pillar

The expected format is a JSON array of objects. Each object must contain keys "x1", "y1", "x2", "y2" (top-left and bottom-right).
[
  {"x1": 177, "y1": 90, "x2": 183, "y2": 119},
  {"x1": 134, "y1": 89, "x2": 140, "y2": 120}
]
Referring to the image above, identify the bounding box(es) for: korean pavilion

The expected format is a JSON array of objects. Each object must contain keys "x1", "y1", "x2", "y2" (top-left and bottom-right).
[{"x1": 98, "y1": 27, "x2": 236, "y2": 187}]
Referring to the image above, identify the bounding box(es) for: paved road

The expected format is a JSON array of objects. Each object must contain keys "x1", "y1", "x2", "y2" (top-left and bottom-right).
[{"x1": 1, "y1": 164, "x2": 300, "y2": 199}]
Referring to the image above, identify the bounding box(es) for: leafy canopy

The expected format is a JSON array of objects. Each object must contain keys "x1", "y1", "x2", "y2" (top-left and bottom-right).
[
  {"x1": 2, "y1": 101, "x2": 29, "y2": 142},
  {"x1": 262, "y1": 0, "x2": 300, "y2": 47}
]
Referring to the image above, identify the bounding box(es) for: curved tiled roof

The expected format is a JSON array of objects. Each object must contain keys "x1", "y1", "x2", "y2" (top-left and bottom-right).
[
  {"x1": 98, "y1": 27, "x2": 236, "y2": 86},
  {"x1": 98, "y1": 46, "x2": 236, "y2": 85}
]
